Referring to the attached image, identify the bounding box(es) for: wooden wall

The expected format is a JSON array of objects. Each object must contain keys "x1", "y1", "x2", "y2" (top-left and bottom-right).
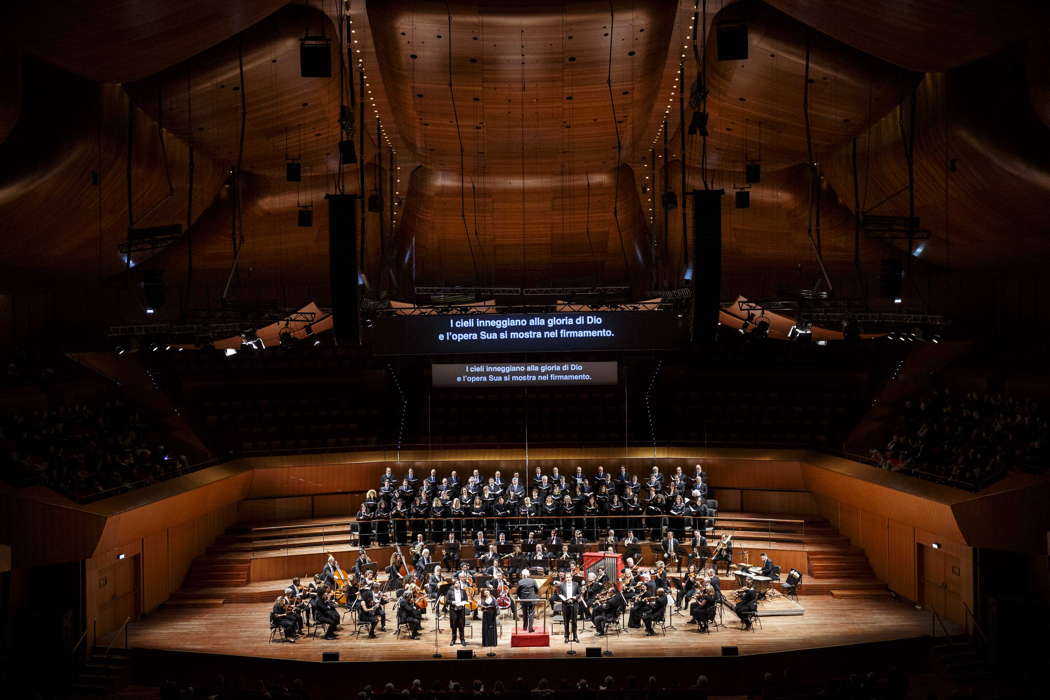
[{"x1": 802, "y1": 453, "x2": 974, "y2": 627}]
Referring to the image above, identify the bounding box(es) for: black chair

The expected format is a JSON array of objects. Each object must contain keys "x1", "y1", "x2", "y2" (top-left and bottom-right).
[{"x1": 781, "y1": 569, "x2": 803, "y2": 602}]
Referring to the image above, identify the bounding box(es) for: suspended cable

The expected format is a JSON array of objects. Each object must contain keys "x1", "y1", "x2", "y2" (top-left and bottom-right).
[{"x1": 607, "y1": 0, "x2": 630, "y2": 275}]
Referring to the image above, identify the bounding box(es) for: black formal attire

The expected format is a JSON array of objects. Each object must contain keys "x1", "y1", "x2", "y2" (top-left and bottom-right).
[
  {"x1": 429, "y1": 505, "x2": 447, "y2": 543},
  {"x1": 516, "y1": 576, "x2": 539, "y2": 632},
  {"x1": 356, "y1": 589, "x2": 380, "y2": 637},
  {"x1": 480, "y1": 598, "x2": 498, "y2": 647},
  {"x1": 556, "y1": 580, "x2": 580, "y2": 641},
  {"x1": 662, "y1": 537, "x2": 680, "y2": 564},
  {"x1": 593, "y1": 591, "x2": 625, "y2": 635},
  {"x1": 760, "y1": 558, "x2": 778, "y2": 580},
  {"x1": 272, "y1": 600, "x2": 297, "y2": 640},
  {"x1": 676, "y1": 572, "x2": 697, "y2": 610},
  {"x1": 352, "y1": 555, "x2": 373, "y2": 578},
  {"x1": 690, "y1": 589, "x2": 717, "y2": 631},
  {"x1": 713, "y1": 541, "x2": 733, "y2": 574},
  {"x1": 443, "y1": 540, "x2": 461, "y2": 570},
  {"x1": 390, "y1": 503, "x2": 409, "y2": 544},
  {"x1": 445, "y1": 586, "x2": 470, "y2": 644},
  {"x1": 411, "y1": 501, "x2": 429, "y2": 539},
  {"x1": 311, "y1": 596, "x2": 340, "y2": 639},
  {"x1": 356, "y1": 505, "x2": 373, "y2": 547},
  {"x1": 642, "y1": 592, "x2": 667, "y2": 635},
  {"x1": 384, "y1": 565, "x2": 404, "y2": 594},
  {"x1": 734, "y1": 587, "x2": 758, "y2": 627},
  {"x1": 321, "y1": 561, "x2": 339, "y2": 588},
  {"x1": 397, "y1": 595, "x2": 422, "y2": 638}
]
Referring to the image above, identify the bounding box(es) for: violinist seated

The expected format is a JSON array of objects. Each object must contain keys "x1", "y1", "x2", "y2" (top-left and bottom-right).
[
  {"x1": 642, "y1": 588, "x2": 669, "y2": 636},
  {"x1": 358, "y1": 583, "x2": 384, "y2": 637},
  {"x1": 592, "y1": 583, "x2": 625, "y2": 636},
  {"x1": 311, "y1": 587, "x2": 341, "y2": 640},
  {"x1": 271, "y1": 595, "x2": 299, "y2": 642},
  {"x1": 397, "y1": 589, "x2": 423, "y2": 639},
  {"x1": 689, "y1": 582, "x2": 718, "y2": 632},
  {"x1": 734, "y1": 579, "x2": 759, "y2": 629}
]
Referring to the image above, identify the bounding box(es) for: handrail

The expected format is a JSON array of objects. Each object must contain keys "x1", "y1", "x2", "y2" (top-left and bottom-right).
[
  {"x1": 102, "y1": 616, "x2": 132, "y2": 658},
  {"x1": 251, "y1": 513, "x2": 807, "y2": 533},
  {"x1": 70, "y1": 625, "x2": 90, "y2": 659},
  {"x1": 961, "y1": 600, "x2": 988, "y2": 648},
  {"x1": 930, "y1": 607, "x2": 951, "y2": 638}
]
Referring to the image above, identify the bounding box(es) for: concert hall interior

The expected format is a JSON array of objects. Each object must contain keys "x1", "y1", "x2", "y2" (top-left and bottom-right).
[{"x1": 2, "y1": 1, "x2": 1050, "y2": 698}]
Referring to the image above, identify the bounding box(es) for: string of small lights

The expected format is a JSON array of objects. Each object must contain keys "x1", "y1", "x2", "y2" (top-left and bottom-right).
[
  {"x1": 642, "y1": 2, "x2": 699, "y2": 226},
  {"x1": 346, "y1": 4, "x2": 402, "y2": 228}
]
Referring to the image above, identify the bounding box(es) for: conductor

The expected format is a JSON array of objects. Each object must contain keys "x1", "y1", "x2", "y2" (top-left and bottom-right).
[{"x1": 516, "y1": 568, "x2": 539, "y2": 633}]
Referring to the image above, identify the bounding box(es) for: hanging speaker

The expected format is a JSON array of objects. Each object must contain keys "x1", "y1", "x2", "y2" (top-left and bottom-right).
[
  {"x1": 721, "y1": 645, "x2": 739, "y2": 656},
  {"x1": 688, "y1": 111, "x2": 709, "y2": 136},
  {"x1": 716, "y1": 23, "x2": 749, "y2": 61},
  {"x1": 585, "y1": 647, "x2": 602, "y2": 658},
  {"x1": 735, "y1": 191, "x2": 750, "y2": 209},
  {"x1": 338, "y1": 139, "x2": 357, "y2": 165},
  {"x1": 299, "y1": 36, "x2": 332, "y2": 78},
  {"x1": 321, "y1": 652, "x2": 339, "y2": 662},
  {"x1": 879, "y1": 258, "x2": 904, "y2": 299},
  {"x1": 367, "y1": 193, "x2": 383, "y2": 212},
  {"x1": 286, "y1": 161, "x2": 302, "y2": 182},
  {"x1": 297, "y1": 207, "x2": 313, "y2": 227},
  {"x1": 456, "y1": 649, "x2": 474, "y2": 659},
  {"x1": 662, "y1": 191, "x2": 678, "y2": 210},
  {"x1": 745, "y1": 162, "x2": 761, "y2": 183}
]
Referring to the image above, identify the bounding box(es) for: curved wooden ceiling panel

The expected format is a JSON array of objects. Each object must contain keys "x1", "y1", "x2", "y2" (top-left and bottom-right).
[
  {"x1": 763, "y1": 0, "x2": 1033, "y2": 72},
  {"x1": 820, "y1": 63, "x2": 1050, "y2": 270},
  {"x1": 674, "y1": 1, "x2": 917, "y2": 174},
  {"x1": 125, "y1": 5, "x2": 345, "y2": 179},
  {"x1": 367, "y1": 0, "x2": 679, "y2": 175},
  {"x1": 0, "y1": 60, "x2": 225, "y2": 280},
  {"x1": 3, "y1": 0, "x2": 292, "y2": 83},
  {"x1": 395, "y1": 163, "x2": 649, "y2": 289}
]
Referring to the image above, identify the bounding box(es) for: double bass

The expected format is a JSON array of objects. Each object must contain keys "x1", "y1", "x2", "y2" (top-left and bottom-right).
[
  {"x1": 329, "y1": 556, "x2": 351, "y2": 605},
  {"x1": 396, "y1": 543, "x2": 428, "y2": 610}
]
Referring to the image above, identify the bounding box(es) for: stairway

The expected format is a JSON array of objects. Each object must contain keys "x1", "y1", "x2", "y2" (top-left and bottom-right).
[
  {"x1": 69, "y1": 648, "x2": 132, "y2": 697},
  {"x1": 181, "y1": 556, "x2": 250, "y2": 589},
  {"x1": 808, "y1": 548, "x2": 876, "y2": 579}
]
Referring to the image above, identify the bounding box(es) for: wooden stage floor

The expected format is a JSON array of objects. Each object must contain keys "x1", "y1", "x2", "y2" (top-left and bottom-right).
[{"x1": 129, "y1": 594, "x2": 947, "y2": 663}]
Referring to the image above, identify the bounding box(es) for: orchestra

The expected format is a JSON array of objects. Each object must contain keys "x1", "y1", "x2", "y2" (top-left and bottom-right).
[{"x1": 264, "y1": 463, "x2": 803, "y2": 647}]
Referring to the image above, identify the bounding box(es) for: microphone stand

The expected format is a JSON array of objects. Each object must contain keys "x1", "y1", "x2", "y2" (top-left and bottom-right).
[
  {"x1": 432, "y1": 596, "x2": 442, "y2": 657},
  {"x1": 565, "y1": 598, "x2": 577, "y2": 656}
]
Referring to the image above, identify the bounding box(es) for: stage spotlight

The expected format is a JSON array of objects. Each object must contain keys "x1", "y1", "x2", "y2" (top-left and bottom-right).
[
  {"x1": 145, "y1": 307, "x2": 156, "y2": 315},
  {"x1": 688, "y1": 110, "x2": 709, "y2": 136},
  {"x1": 893, "y1": 296, "x2": 903, "y2": 305},
  {"x1": 115, "y1": 345, "x2": 127, "y2": 355},
  {"x1": 751, "y1": 318, "x2": 770, "y2": 340},
  {"x1": 224, "y1": 348, "x2": 238, "y2": 357},
  {"x1": 148, "y1": 342, "x2": 160, "y2": 352},
  {"x1": 739, "y1": 312, "x2": 754, "y2": 334},
  {"x1": 930, "y1": 333, "x2": 941, "y2": 344},
  {"x1": 279, "y1": 329, "x2": 296, "y2": 347},
  {"x1": 816, "y1": 339, "x2": 828, "y2": 346},
  {"x1": 931, "y1": 542, "x2": 941, "y2": 549},
  {"x1": 304, "y1": 324, "x2": 314, "y2": 336}
]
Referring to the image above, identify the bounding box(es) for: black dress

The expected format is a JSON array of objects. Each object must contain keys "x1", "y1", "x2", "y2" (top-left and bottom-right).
[{"x1": 481, "y1": 598, "x2": 498, "y2": 647}]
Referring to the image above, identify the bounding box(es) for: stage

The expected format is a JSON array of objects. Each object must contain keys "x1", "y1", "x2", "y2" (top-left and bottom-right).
[{"x1": 129, "y1": 592, "x2": 946, "y2": 663}]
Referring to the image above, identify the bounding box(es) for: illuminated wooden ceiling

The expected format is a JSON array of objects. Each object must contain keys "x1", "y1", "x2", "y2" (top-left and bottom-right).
[{"x1": 1, "y1": 0, "x2": 1049, "y2": 312}]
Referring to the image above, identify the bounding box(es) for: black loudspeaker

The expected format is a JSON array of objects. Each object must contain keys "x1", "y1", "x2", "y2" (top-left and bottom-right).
[
  {"x1": 322, "y1": 651, "x2": 340, "y2": 662},
  {"x1": 721, "y1": 645, "x2": 739, "y2": 656},
  {"x1": 300, "y1": 36, "x2": 332, "y2": 78},
  {"x1": 297, "y1": 207, "x2": 313, "y2": 227},
  {"x1": 716, "y1": 23, "x2": 748, "y2": 61},
  {"x1": 456, "y1": 649, "x2": 475, "y2": 659},
  {"x1": 689, "y1": 189, "x2": 724, "y2": 344},
  {"x1": 339, "y1": 139, "x2": 357, "y2": 165},
  {"x1": 745, "y1": 162, "x2": 761, "y2": 183},
  {"x1": 286, "y1": 161, "x2": 302, "y2": 182},
  {"x1": 367, "y1": 193, "x2": 384, "y2": 212},
  {"x1": 326, "y1": 194, "x2": 360, "y2": 345},
  {"x1": 143, "y1": 269, "x2": 166, "y2": 309},
  {"x1": 661, "y1": 191, "x2": 678, "y2": 210},
  {"x1": 585, "y1": 647, "x2": 602, "y2": 658},
  {"x1": 735, "y1": 191, "x2": 750, "y2": 209},
  {"x1": 879, "y1": 258, "x2": 904, "y2": 300}
]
